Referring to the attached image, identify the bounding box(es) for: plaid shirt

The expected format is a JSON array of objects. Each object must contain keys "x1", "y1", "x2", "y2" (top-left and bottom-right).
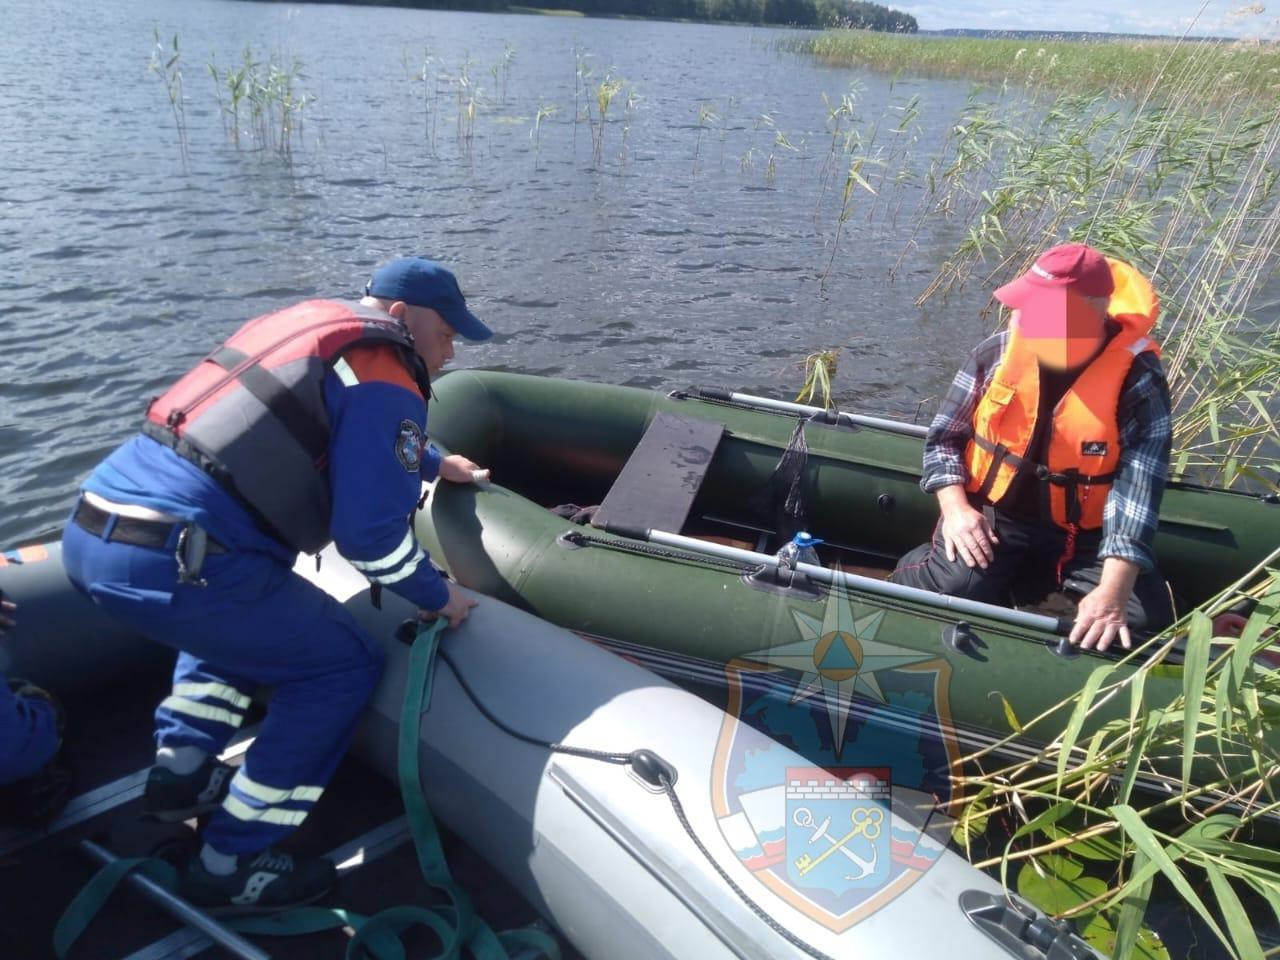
[{"x1": 921, "y1": 329, "x2": 1172, "y2": 572}]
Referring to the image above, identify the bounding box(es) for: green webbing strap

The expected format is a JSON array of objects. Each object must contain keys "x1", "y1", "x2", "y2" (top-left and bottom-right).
[
  {"x1": 348, "y1": 619, "x2": 559, "y2": 960},
  {"x1": 52, "y1": 620, "x2": 559, "y2": 960},
  {"x1": 52, "y1": 856, "x2": 395, "y2": 959},
  {"x1": 54, "y1": 856, "x2": 178, "y2": 958}
]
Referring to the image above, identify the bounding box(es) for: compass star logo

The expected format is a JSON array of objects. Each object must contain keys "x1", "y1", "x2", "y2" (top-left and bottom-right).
[{"x1": 743, "y1": 602, "x2": 939, "y2": 759}]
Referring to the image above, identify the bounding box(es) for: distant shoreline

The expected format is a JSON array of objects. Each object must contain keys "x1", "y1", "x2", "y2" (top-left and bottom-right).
[
  {"x1": 225, "y1": 0, "x2": 919, "y2": 32},
  {"x1": 782, "y1": 29, "x2": 1279, "y2": 103},
  {"x1": 919, "y1": 27, "x2": 1240, "y2": 43}
]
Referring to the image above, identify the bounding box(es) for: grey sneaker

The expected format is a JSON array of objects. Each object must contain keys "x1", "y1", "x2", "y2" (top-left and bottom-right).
[
  {"x1": 144, "y1": 758, "x2": 233, "y2": 822},
  {"x1": 179, "y1": 848, "x2": 336, "y2": 915}
]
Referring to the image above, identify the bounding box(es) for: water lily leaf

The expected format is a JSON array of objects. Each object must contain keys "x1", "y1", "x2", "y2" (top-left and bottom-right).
[
  {"x1": 1084, "y1": 908, "x2": 1170, "y2": 960},
  {"x1": 1016, "y1": 858, "x2": 1107, "y2": 916},
  {"x1": 1042, "y1": 822, "x2": 1125, "y2": 862}
]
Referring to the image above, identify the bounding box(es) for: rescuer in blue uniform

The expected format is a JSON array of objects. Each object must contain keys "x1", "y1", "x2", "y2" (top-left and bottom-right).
[{"x1": 62, "y1": 257, "x2": 490, "y2": 913}]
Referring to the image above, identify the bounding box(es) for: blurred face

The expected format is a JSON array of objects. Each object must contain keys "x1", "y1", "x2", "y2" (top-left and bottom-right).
[
  {"x1": 1014, "y1": 291, "x2": 1109, "y2": 371},
  {"x1": 399, "y1": 304, "x2": 457, "y2": 375}
]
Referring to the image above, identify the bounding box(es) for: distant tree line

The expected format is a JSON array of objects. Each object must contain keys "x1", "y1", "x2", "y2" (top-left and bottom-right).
[{"x1": 252, "y1": 0, "x2": 917, "y2": 30}]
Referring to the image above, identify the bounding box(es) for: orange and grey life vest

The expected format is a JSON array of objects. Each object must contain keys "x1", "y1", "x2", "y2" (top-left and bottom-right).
[
  {"x1": 963, "y1": 259, "x2": 1161, "y2": 531},
  {"x1": 143, "y1": 299, "x2": 430, "y2": 554}
]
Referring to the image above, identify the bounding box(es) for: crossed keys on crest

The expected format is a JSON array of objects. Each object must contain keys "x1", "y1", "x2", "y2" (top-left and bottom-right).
[{"x1": 792, "y1": 805, "x2": 884, "y2": 880}]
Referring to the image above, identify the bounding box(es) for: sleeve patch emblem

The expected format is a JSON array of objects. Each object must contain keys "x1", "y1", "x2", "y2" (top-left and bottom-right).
[{"x1": 395, "y1": 419, "x2": 425, "y2": 472}]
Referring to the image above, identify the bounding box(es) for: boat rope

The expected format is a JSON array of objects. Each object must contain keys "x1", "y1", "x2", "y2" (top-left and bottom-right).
[{"x1": 432, "y1": 623, "x2": 841, "y2": 960}]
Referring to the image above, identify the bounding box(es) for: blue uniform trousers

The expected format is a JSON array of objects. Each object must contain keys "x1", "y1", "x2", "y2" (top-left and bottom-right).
[
  {"x1": 61, "y1": 520, "x2": 385, "y2": 855},
  {"x1": 0, "y1": 679, "x2": 60, "y2": 784}
]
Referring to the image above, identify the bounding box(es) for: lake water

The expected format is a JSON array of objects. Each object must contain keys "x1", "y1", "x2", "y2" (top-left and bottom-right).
[{"x1": 0, "y1": 0, "x2": 999, "y2": 546}]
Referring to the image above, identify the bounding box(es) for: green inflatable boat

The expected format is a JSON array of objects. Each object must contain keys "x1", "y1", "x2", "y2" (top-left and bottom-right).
[{"x1": 416, "y1": 370, "x2": 1280, "y2": 795}]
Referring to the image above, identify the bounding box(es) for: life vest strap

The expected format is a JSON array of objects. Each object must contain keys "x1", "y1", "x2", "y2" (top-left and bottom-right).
[
  {"x1": 210, "y1": 347, "x2": 329, "y2": 466},
  {"x1": 972, "y1": 435, "x2": 1116, "y2": 489},
  {"x1": 139, "y1": 421, "x2": 295, "y2": 550}
]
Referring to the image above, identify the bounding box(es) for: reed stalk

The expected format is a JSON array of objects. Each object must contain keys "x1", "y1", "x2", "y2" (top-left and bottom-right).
[
  {"x1": 531, "y1": 101, "x2": 558, "y2": 170},
  {"x1": 586, "y1": 73, "x2": 625, "y2": 169},
  {"x1": 951, "y1": 550, "x2": 1280, "y2": 960},
  {"x1": 796, "y1": 350, "x2": 840, "y2": 407},
  {"x1": 149, "y1": 30, "x2": 189, "y2": 168},
  {"x1": 882, "y1": 43, "x2": 1280, "y2": 489},
  {"x1": 692, "y1": 102, "x2": 718, "y2": 176}
]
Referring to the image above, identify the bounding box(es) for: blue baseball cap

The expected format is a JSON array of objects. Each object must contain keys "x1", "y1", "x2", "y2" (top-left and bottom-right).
[{"x1": 366, "y1": 257, "x2": 492, "y2": 343}]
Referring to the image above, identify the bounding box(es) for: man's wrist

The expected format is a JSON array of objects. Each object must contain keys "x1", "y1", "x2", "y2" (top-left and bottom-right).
[
  {"x1": 935, "y1": 484, "x2": 971, "y2": 516},
  {"x1": 1097, "y1": 556, "x2": 1140, "y2": 596}
]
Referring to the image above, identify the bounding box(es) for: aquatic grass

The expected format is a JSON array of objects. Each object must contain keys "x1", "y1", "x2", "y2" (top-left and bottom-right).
[
  {"x1": 149, "y1": 30, "x2": 189, "y2": 168},
  {"x1": 572, "y1": 45, "x2": 589, "y2": 156},
  {"x1": 813, "y1": 83, "x2": 862, "y2": 215},
  {"x1": 780, "y1": 30, "x2": 1280, "y2": 106},
  {"x1": 796, "y1": 349, "x2": 840, "y2": 407},
  {"x1": 749, "y1": 113, "x2": 801, "y2": 188},
  {"x1": 951, "y1": 551, "x2": 1280, "y2": 960},
  {"x1": 207, "y1": 46, "x2": 253, "y2": 150},
  {"x1": 820, "y1": 153, "x2": 878, "y2": 289},
  {"x1": 531, "y1": 101, "x2": 558, "y2": 170},
  {"x1": 619, "y1": 87, "x2": 641, "y2": 171},
  {"x1": 692, "y1": 102, "x2": 719, "y2": 176},
  {"x1": 206, "y1": 44, "x2": 313, "y2": 159},
  {"x1": 407, "y1": 48, "x2": 444, "y2": 157},
  {"x1": 587, "y1": 73, "x2": 626, "y2": 168},
  {"x1": 447, "y1": 55, "x2": 484, "y2": 159},
  {"x1": 492, "y1": 44, "x2": 516, "y2": 105},
  {"x1": 888, "y1": 59, "x2": 1280, "y2": 488}
]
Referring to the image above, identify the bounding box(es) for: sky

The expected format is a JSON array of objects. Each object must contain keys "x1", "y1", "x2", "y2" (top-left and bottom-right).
[{"x1": 896, "y1": 0, "x2": 1279, "y2": 38}]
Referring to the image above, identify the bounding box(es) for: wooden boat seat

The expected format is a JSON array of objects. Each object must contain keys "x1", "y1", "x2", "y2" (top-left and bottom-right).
[{"x1": 591, "y1": 412, "x2": 724, "y2": 536}]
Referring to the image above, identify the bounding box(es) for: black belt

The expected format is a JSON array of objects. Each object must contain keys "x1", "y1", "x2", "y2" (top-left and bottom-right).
[{"x1": 72, "y1": 498, "x2": 226, "y2": 553}]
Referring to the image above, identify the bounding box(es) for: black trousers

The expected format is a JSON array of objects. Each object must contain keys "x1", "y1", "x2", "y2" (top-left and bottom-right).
[{"x1": 890, "y1": 508, "x2": 1175, "y2": 633}]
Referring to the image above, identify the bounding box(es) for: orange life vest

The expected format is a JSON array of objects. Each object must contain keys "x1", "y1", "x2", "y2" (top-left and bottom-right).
[
  {"x1": 963, "y1": 258, "x2": 1161, "y2": 531},
  {"x1": 143, "y1": 299, "x2": 428, "y2": 553}
]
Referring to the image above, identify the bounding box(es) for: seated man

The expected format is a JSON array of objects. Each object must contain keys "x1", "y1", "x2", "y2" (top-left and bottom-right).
[{"x1": 892, "y1": 243, "x2": 1176, "y2": 653}]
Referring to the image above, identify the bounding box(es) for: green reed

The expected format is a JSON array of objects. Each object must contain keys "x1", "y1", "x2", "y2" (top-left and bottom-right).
[
  {"x1": 150, "y1": 29, "x2": 189, "y2": 168},
  {"x1": 692, "y1": 102, "x2": 719, "y2": 176},
  {"x1": 531, "y1": 101, "x2": 558, "y2": 170},
  {"x1": 951, "y1": 551, "x2": 1280, "y2": 960},
  {"x1": 781, "y1": 30, "x2": 1280, "y2": 106},
  {"x1": 796, "y1": 349, "x2": 840, "y2": 407},
  {"x1": 899, "y1": 76, "x2": 1280, "y2": 490},
  {"x1": 587, "y1": 73, "x2": 625, "y2": 169},
  {"x1": 207, "y1": 45, "x2": 313, "y2": 159},
  {"x1": 493, "y1": 44, "x2": 516, "y2": 106},
  {"x1": 406, "y1": 48, "x2": 443, "y2": 158}
]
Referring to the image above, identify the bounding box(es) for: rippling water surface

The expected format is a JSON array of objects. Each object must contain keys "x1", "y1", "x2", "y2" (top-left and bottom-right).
[{"x1": 4, "y1": 0, "x2": 998, "y2": 545}]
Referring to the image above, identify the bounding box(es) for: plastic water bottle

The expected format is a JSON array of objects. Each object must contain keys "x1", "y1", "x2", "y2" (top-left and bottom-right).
[{"x1": 777, "y1": 531, "x2": 824, "y2": 571}]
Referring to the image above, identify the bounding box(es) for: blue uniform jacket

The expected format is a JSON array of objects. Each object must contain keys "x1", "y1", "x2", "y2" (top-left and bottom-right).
[{"x1": 82, "y1": 343, "x2": 450, "y2": 611}]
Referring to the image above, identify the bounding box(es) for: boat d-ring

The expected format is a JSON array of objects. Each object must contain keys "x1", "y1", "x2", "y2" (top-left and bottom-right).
[{"x1": 941, "y1": 621, "x2": 989, "y2": 661}]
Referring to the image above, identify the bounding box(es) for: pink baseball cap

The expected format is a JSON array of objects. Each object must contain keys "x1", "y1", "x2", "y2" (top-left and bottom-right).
[{"x1": 995, "y1": 243, "x2": 1115, "y2": 310}]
